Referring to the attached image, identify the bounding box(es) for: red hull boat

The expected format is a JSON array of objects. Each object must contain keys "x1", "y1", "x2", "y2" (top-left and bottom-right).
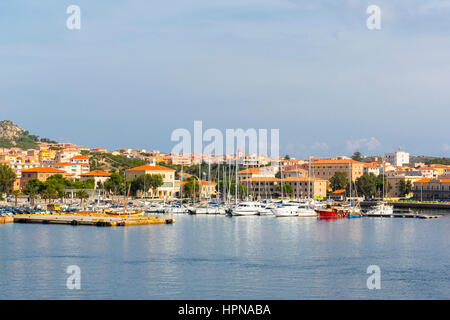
[{"x1": 315, "y1": 208, "x2": 347, "y2": 218}]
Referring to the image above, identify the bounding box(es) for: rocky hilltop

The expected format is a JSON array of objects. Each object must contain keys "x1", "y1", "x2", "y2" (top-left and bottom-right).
[
  {"x1": 0, "y1": 120, "x2": 38, "y2": 149},
  {"x1": 0, "y1": 120, "x2": 27, "y2": 140}
]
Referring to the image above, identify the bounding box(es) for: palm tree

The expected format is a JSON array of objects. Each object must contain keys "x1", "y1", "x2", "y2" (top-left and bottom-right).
[
  {"x1": 12, "y1": 190, "x2": 21, "y2": 207},
  {"x1": 76, "y1": 190, "x2": 89, "y2": 206}
]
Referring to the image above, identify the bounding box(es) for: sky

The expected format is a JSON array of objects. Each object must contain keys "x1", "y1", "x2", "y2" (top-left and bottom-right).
[{"x1": 1, "y1": 0, "x2": 449, "y2": 158}]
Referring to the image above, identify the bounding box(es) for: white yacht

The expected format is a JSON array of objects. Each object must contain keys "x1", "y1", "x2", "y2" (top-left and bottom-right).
[
  {"x1": 230, "y1": 202, "x2": 261, "y2": 216},
  {"x1": 165, "y1": 204, "x2": 189, "y2": 214},
  {"x1": 297, "y1": 203, "x2": 317, "y2": 217},
  {"x1": 271, "y1": 202, "x2": 300, "y2": 217},
  {"x1": 145, "y1": 202, "x2": 165, "y2": 213},
  {"x1": 365, "y1": 203, "x2": 393, "y2": 216},
  {"x1": 258, "y1": 203, "x2": 275, "y2": 216}
]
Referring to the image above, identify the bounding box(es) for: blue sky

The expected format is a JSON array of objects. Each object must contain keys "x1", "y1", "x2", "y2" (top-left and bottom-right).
[{"x1": 1, "y1": 0, "x2": 449, "y2": 158}]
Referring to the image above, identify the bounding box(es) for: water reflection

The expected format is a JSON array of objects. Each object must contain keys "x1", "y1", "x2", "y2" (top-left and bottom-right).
[{"x1": 0, "y1": 214, "x2": 448, "y2": 299}]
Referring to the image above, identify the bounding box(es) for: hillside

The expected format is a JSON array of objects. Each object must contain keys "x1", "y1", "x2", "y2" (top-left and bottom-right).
[
  {"x1": 0, "y1": 120, "x2": 58, "y2": 150},
  {"x1": 0, "y1": 120, "x2": 39, "y2": 149},
  {"x1": 88, "y1": 152, "x2": 147, "y2": 173}
]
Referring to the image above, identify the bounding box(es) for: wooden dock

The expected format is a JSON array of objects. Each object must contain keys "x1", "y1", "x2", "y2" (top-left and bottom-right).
[
  {"x1": 0, "y1": 216, "x2": 14, "y2": 224},
  {"x1": 12, "y1": 214, "x2": 175, "y2": 227},
  {"x1": 362, "y1": 213, "x2": 441, "y2": 219}
]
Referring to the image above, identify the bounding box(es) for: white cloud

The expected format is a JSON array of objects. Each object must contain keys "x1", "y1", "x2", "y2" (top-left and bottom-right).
[
  {"x1": 346, "y1": 137, "x2": 381, "y2": 153},
  {"x1": 311, "y1": 142, "x2": 329, "y2": 151},
  {"x1": 443, "y1": 143, "x2": 450, "y2": 151}
]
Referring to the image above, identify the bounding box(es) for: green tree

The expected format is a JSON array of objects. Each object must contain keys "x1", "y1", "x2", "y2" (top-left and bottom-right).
[
  {"x1": 351, "y1": 151, "x2": 363, "y2": 162},
  {"x1": 0, "y1": 164, "x2": 16, "y2": 194},
  {"x1": 184, "y1": 177, "x2": 200, "y2": 198},
  {"x1": 23, "y1": 179, "x2": 45, "y2": 206},
  {"x1": 42, "y1": 185, "x2": 58, "y2": 204},
  {"x1": 76, "y1": 190, "x2": 89, "y2": 205},
  {"x1": 330, "y1": 172, "x2": 349, "y2": 192},
  {"x1": 229, "y1": 183, "x2": 247, "y2": 199},
  {"x1": 278, "y1": 183, "x2": 293, "y2": 196},
  {"x1": 130, "y1": 174, "x2": 164, "y2": 198},
  {"x1": 104, "y1": 172, "x2": 124, "y2": 195},
  {"x1": 355, "y1": 173, "x2": 378, "y2": 198},
  {"x1": 398, "y1": 180, "x2": 413, "y2": 197},
  {"x1": 43, "y1": 174, "x2": 67, "y2": 202}
]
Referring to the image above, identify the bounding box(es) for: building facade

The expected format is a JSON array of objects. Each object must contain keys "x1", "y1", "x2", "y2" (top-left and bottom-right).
[
  {"x1": 309, "y1": 159, "x2": 364, "y2": 182},
  {"x1": 20, "y1": 167, "x2": 67, "y2": 189},
  {"x1": 125, "y1": 165, "x2": 176, "y2": 200},
  {"x1": 413, "y1": 178, "x2": 450, "y2": 201}
]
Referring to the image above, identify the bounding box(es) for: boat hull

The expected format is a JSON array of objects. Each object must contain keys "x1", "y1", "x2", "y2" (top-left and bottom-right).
[{"x1": 315, "y1": 209, "x2": 346, "y2": 218}]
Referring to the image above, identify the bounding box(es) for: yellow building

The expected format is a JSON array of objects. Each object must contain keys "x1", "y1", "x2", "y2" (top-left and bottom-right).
[
  {"x1": 386, "y1": 175, "x2": 423, "y2": 198},
  {"x1": 310, "y1": 159, "x2": 364, "y2": 182},
  {"x1": 125, "y1": 165, "x2": 176, "y2": 200},
  {"x1": 239, "y1": 177, "x2": 327, "y2": 199},
  {"x1": 39, "y1": 148, "x2": 56, "y2": 162},
  {"x1": 20, "y1": 167, "x2": 67, "y2": 190}
]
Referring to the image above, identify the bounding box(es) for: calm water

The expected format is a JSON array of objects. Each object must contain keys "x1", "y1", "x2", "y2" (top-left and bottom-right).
[{"x1": 0, "y1": 213, "x2": 449, "y2": 299}]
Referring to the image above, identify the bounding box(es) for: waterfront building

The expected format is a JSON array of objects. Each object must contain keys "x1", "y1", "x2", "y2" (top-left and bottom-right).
[
  {"x1": 125, "y1": 165, "x2": 176, "y2": 200},
  {"x1": 386, "y1": 175, "x2": 423, "y2": 198},
  {"x1": 308, "y1": 159, "x2": 364, "y2": 182},
  {"x1": 80, "y1": 170, "x2": 111, "y2": 189},
  {"x1": 282, "y1": 165, "x2": 308, "y2": 178},
  {"x1": 237, "y1": 166, "x2": 276, "y2": 180},
  {"x1": 20, "y1": 167, "x2": 67, "y2": 189},
  {"x1": 197, "y1": 180, "x2": 217, "y2": 199},
  {"x1": 239, "y1": 177, "x2": 327, "y2": 200},
  {"x1": 413, "y1": 178, "x2": 450, "y2": 201}
]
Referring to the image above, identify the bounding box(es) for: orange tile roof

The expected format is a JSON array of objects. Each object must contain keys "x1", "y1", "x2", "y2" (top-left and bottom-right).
[
  {"x1": 283, "y1": 177, "x2": 326, "y2": 182},
  {"x1": 199, "y1": 180, "x2": 217, "y2": 185},
  {"x1": 71, "y1": 155, "x2": 89, "y2": 160},
  {"x1": 21, "y1": 167, "x2": 66, "y2": 173},
  {"x1": 418, "y1": 166, "x2": 436, "y2": 171},
  {"x1": 238, "y1": 168, "x2": 261, "y2": 174},
  {"x1": 53, "y1": 162, "x2": 89, "y2": 166},
  {"x1": 126, "y1": 165, "x2": 175, "y2": 172},
  {"x1": 311, "y1": 159, "x2": 363, "y2": 165},
  {"x1": 282, "y1": 167, "x2": 307, "y2": 173},
  {"x1": 240, "y1": 177, "x2": 281, "y2": 182},
  {"x1": 332, "y1": 189, "x2": 346, "y2": 194},
  {"x1": 363, "y1": 162, "x2": 380, "y2": 168},
  {"x1": 415, "y1": 178, "x2": 432, "y2": 183},
  {"x1": 81, "y1": 170, "x2": 111, "y2": 177}
]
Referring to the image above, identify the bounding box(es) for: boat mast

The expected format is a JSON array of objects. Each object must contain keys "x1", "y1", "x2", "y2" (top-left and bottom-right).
[{"x1": 235, "y1": 153, "x2": 238, "y2": 205}]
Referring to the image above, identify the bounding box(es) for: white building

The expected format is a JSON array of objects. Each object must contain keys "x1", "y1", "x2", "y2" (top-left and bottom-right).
[{"x1": 384, "y1": 150, "x2": 410, "y2": 167}]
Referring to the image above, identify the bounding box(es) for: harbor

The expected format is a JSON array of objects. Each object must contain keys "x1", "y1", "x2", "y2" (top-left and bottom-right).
[
  {"x1": 12, "y1": 213, "x2": 174, "y2": 227},
  {"x1": 1, "y1": 213, "x2": 448, "y2": 299}
]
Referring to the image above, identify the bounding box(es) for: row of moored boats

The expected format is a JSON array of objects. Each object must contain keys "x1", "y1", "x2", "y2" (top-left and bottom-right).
[{"x1": 139, "y1": 200, "x2": 394, "y2": 218}]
